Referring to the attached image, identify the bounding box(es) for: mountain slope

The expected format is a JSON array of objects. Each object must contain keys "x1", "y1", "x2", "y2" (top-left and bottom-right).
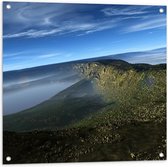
[
  {"x1": 3, "y1": 59, "x2": 166, "y2": 163},
  {"x1": 4, "y1": 60, "x2": 166, "y2": 132},
  {"x1": 3, "y1": 79, "x2": 105, "y2": 131}
]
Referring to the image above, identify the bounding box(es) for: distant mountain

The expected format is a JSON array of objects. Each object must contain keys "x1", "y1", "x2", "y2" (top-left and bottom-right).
[
  {"x1": 3, "y1": 62, "x2": 78, "y2": 86},
  {"x1": 4, "y1": 47, "x2": 166, "y2": 85},
  {"x1": 71, "y1": 47, "x2": 166, "y2": 64}
]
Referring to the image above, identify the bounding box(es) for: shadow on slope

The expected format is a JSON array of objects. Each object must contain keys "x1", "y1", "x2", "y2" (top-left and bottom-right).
[{"x1": 3, "y1": 79, "x2": 105, "y2": 132}]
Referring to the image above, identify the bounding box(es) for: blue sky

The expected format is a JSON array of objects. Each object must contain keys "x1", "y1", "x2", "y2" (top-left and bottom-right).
[{"x1": 3, "y1": 2, "x2": 167, "y2": 71}]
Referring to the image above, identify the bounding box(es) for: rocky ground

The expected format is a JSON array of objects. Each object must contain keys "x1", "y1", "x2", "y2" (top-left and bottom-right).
[
  {"x1": 3, "y1": 60, "x2": 166, "y2": 163},
  {"x1": 3, "y1": 120, "x2": 166, "y2": 164}
]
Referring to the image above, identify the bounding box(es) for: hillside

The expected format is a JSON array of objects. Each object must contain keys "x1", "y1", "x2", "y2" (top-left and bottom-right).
[
  {"x1": 3, "y1": 59, "x2": 166, "y2": 163},
  {"x1": 4, "y1": 79, "x2": 105, "y2": 131},
  {"x1": 4, "y1": 60, "x2": 166, "y2": 131}
]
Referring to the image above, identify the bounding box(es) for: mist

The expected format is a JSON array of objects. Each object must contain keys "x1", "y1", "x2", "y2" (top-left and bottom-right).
[
  {"x1": 3, "y1": 80, "x2": 78, "y2": 115},
  {"x1": 3, "y1": 62, "x2": 82, "y2": 115}
]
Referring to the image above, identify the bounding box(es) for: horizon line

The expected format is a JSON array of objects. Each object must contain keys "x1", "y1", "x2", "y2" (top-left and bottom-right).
[{"x1": 3, "y1": 46, "x2": 166, "y2": 72}]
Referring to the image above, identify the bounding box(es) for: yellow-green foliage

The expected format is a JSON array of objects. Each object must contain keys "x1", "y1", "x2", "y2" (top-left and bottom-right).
[
  {"x1": 75, "y1": 63, "x2": 165, "y2": 102},
  {"x1": 74, "y1": 62, "x2": 166, "y2": 124}
]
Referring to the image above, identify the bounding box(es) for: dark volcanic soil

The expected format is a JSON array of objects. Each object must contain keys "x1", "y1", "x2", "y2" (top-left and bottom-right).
[{"x1": 3, "y1": 121, "x2": 166, "y2": 164}]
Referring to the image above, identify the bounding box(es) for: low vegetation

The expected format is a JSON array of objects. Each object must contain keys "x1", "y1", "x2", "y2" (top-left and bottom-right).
[{"x1": 3, "y1": 60, "x2": 166, "y2": 163}]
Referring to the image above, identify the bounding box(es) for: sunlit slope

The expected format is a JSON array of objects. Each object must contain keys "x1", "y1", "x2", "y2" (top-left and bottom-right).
[
  {"x1": 73, "y1": 60, "x2": 166, "y2": 127},
  {"x1": 3, "y1": 60, "x2": 166, "y2": 131}
]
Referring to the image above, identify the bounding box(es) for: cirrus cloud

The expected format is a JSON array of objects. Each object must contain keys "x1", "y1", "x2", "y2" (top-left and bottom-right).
[{"x1": 3, "y1": 2, "x2": 166, "y2": 38}]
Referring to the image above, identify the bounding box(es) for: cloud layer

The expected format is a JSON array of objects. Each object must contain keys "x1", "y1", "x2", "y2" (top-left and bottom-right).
[{"x1": 110, "y1": 47, "x2": 166, "y2": 65}]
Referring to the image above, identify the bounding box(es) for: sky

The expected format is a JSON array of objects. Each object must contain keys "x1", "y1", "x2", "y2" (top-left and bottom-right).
[{"x1": 3, "y1": 2, "x2": 167, "y2": 71}]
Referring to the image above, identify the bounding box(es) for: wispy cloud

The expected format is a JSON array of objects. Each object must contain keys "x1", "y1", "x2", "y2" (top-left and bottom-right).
[
  {"x1": 101, "y1": 6, "x2": 150, "y2": 16},
  {"x1": 38, "y1": 53, "x2": 62, "y2": 58},
  {"x1": 3, "y1": 3, "x2": 166, "y2": 38},
  {"x1": 4, "y1": 51, "x2": 25, "y2": 57},
  {"x1": 3, "y1": 49, "x2": 74, "y2": 71},
  {"x1": 123, "y1": 16, "x2": 166, "y2": 33},
  {"x1": 4, "y1": 29, "x2": 63, "y2": 38},
  {"x1": 3, "y1": 19, "x2": 121, "y2": 38},
  {"x1": 4, "y1": 49, "x2": 73, "y2": 63}
]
